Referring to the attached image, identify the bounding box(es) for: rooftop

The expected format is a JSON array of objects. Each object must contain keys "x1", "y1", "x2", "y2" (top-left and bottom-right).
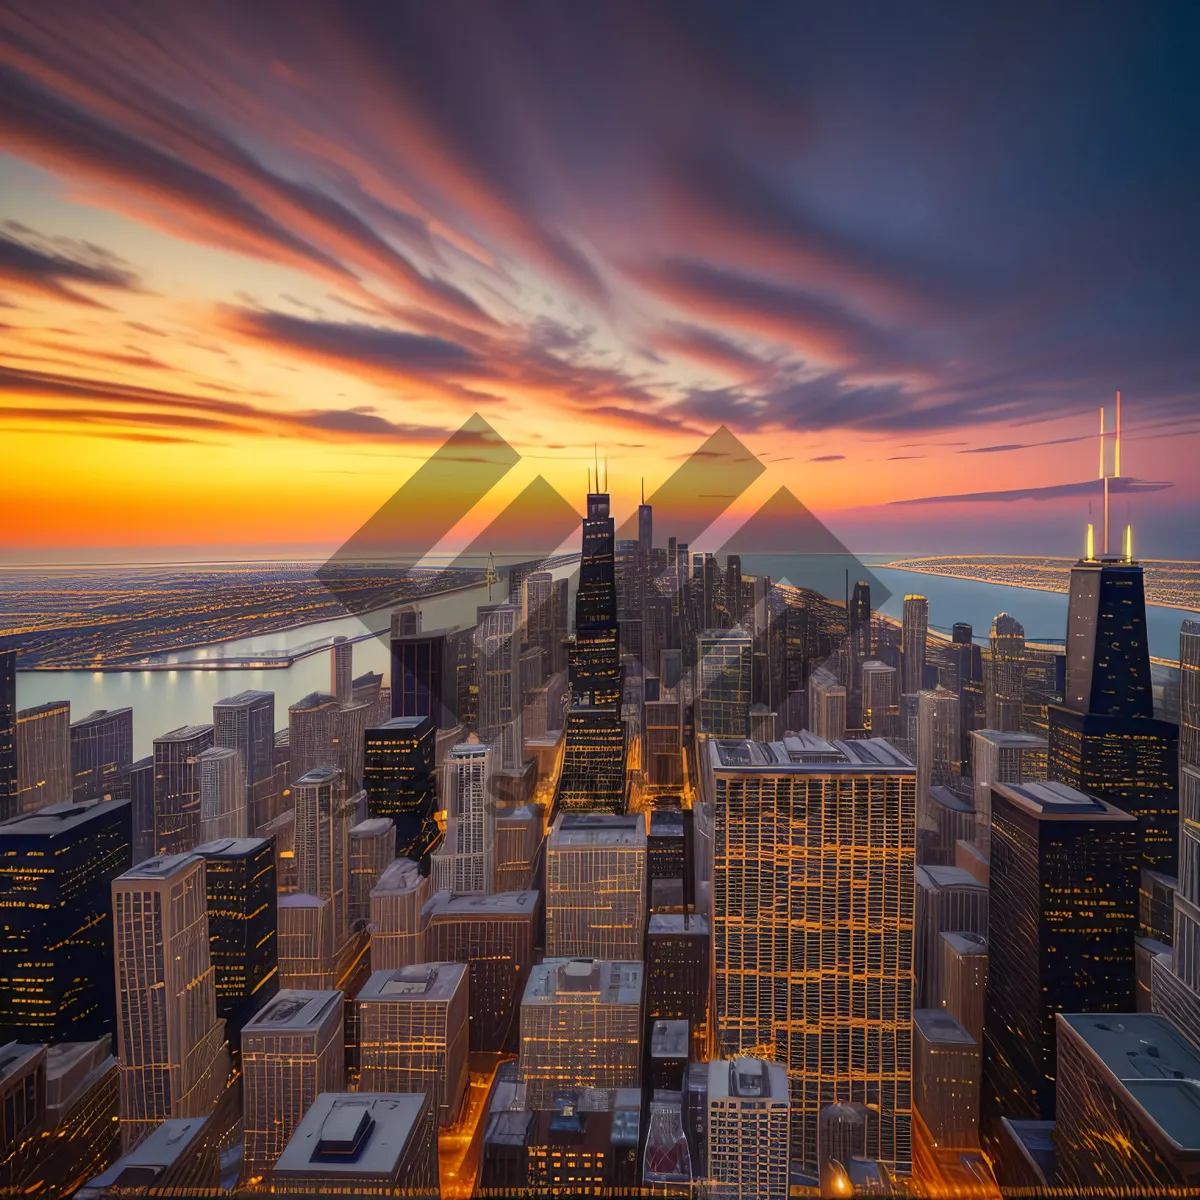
[
  {"x1": 358, "y1": 963, "x2": 467, "y2": 1004},
  {"x1": 523, "y1": 958, "x2": 643, "y2": 1006},
  {"x1": 278, "y1": 892, "x2": 330, "y2": 910},
  {"x1": 648, "y1": 912, "x2": 709, "y2": 935},
  {"x1": 214, "y1": 689, "x2": 273, "y2": 707},
  {"x1": 290, "y1": 692, "x2": 337, "y2": 712},
  {"x1": 709, "y1": 733, "x2": 913, "y2": 772},
  {"x1": 366, "y1": 715, "x2": 432, "y2": 734},
  {"x1": 649, "y1": 809, "x2": 685, "y2": 837},
  {"x1": 118, "y1": 853, "x2": 202, "y2": 882},
  {"x1": 651, "y1": 1019, "x2": 689, "y2": 1058},
  {"x1": 350, "y1": 818, "x2": 395, "y2": 838},
  {"x1": 372, "y1": 857, "x2": 425, "y2": 895},
  {"x1": 425, "y1": 888, "x2": 539, "y2": 918},
  {"x1": 995, "y1": 779, "x2": 1134, "y2": 821},
  {"x1": 83, "y1": 1117, "x2": 210, "y2": 1190},
  {"x1": 0, "y1": 795, "x2": 129, "y2": 838},
  {"x1": 929, "y1": 785, "x2": 973, "y2": 814},
  {"x1": 971, "y1": 728, "x2": 1049, "y2": 749},
  {"x1": 917, "y1": 864, "x2": 988, "y2": 893},
  {"x1": 914, "y1": 1008, "x2": 976, "y2": 1045},
  {"x1": 294, "y1": 765, "x2": 341, "y2": 787},
  {"x1": 550, "y1": 812, "x2": 645, "y2": 847},
  {"x1": 274, "y1": 1094, "x2": 429, "y2": 1178},
  {"x1": 940, "y1": 930, "x2": 988, "y2": 956},
  {"x1": 194, "y1": 836, "x2": 270, "y2": 858},
  {"x1": 244, "y1": 989, "x2": 342, "y2": 1033},
  {"x1": 69, "y1": 706, "x2": 132, "y2": 729},
  {"x1": 707, "y1": 1057, "x2": 788, "y2": 1103},
  {"x1": 154, "y1": 724, "x2": 213, "y2": 742},
  {"x1": 0, "y1": 1043, "x2": 43, "y2": 1084}
]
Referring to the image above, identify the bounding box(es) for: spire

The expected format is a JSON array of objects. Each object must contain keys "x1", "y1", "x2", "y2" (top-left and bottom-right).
[
  {"x1": 1124, "y1": 523, "x2": 1133, "y2": 563},
  {"x1": 1086, "y1": 522, "x2": 1095, "y2": 560},
  {"x1": 594, "y1": 443, "x2": 599, "y2": 494},
  {"x1": 1115, "y1": 390, "x2": 1122, "y2": 478},
  {"x1": 641, "y1": 476, "x2": 645, "y2": 505}
]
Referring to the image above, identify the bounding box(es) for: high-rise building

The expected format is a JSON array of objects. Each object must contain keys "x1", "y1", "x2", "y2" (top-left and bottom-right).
[
  {"x1": 213, "y1": 690, "x2": 275, "y2": 833},
  {"x1": 331, "y1": 635, "x2": 353, "y2": 705},
  {"x1": 807, "y1": 667, "x2": 847, "y2": 742},
  {"x1": 194, "y1": 836, "x2": 278, "y2": 1046},
  {"x1": 969, "y1": 729, "x2": 1048, "y2": 857},
  {"x1": 363, "y1": 716, "x2": 437, "y2": 860},
  {"x1": 696, "y1": 628, "x2": 753, "y2": 738},
  {"x1": 493, "y1": 802, "x2": 544, "y2": 893},
  {"x1": 0, "y1": 650, "x2": 17, "y2": 822},
  {"x1": 646, "y1": 913, "x2": 709, "y2": 1054},
  {"x1": 358, "y1": 963, "x2": 469, "y2": 1127},
  {"x1": 1049, "y1": 552, "x2": 1179, "y2": 871},
  {"x1": 348, "y1": 818, "x2": 395, "y2": 928},
  {"x1": 940, "y1": 931, "x2": 988, "y2": 1045},
  {"x1": 129, "y1": 755, "x2": 154, "y2": 864},
  {"x1": 287, "y1": 692, "x2": 340, "y2": 782},
  {"x1": 861, "y1": 660, "x2": 899, "y2": 733},
  {"x1": 477, "y1": 603, "x2": 524, "y2": 769},
  {"x1": 915, "y1": 865, "x2": 989, "y2": 1007},
  {"x1": 983, "y1": 780, "x2": 1138, "y2": 1127},
  {"x1": 902, "y1": 595, "x2": 929, "y2": 696},
  {"x1": 849, "y1": 580, "x2": 872, "y2": 716},
  {"x1": 369, "y1": 857, "x2": 432, "y2": 972},
  {"x1": 519, "y1": 958, "x2": 644, "y2": 1109},
  {"x1": 985, "y1": 613, "x2": 1026, "y2": 731},
  {"x1": 431, "y1": 739, "x2": 495, "y2": 895},
  {"x1": 390, "y1": 619, "x2": 471, "y2": 730},
  {"x1": 706, "y1": 734, "x2": 916, "y2": 1171},
  {"x1": 15, "y1": 700, "x2": 71, "y2": 813},
  {"x1": 293, "y1": 765, "x2": 352, "y2": 947},
  {"x1": 545, "y1": 812, "x2": 647, "y2": 961},
  {"x1": 912, "y1": 1009, "x2": 980, "y2": 1152},
  {"x1": 151, "y1": 724, "x2": 214, "y2": 856},
  {"x1": 706, "y1": 1057, "x2": 790, "y2": 1200},
  {"x1": 276, "y1": 893, "x2": 337, "y2": 990},
  {"x1": 112, "y1": 853, "x2": 225, "y2": 1148},
  {"x1": 241, "y1": 989, "x2": 344, "y2": 1180},
  {"x1": 523, "y1": 571, "x2": 556, "y2": 672},
  {"x1": 70, "y1": 707, "x2": 133, "y2": 804},
  {"x1": 196, "y1": 745, "x2": 246, "y2": 844},
  {"x1": 916, "y1": 687, "x2": 961, "y2": 852},
  {"x1": 0, "y1": 797, "x2": 131, "y2": 1044}
]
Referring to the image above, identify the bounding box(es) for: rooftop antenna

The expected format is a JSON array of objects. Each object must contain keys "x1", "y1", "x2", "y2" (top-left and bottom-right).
[
  {"x1": 641, "y1": 477, "x2": 645, "y2": 505},
  {"x1": 1124, "y1": 522, "x2": 1133, "y2": 563},
  {"x1": 593, "y1": 443, "x2": 599, "y2": 494},
  {"x1": 1099, "y1": 405, "x2": 1110, "y2": 556},
  {"x1": 1086, "y1": 522, "x2": 1095, "y2": 560},
  {"x1": 1115, "y1": 389, "x2": 1122, "y2": 478}
]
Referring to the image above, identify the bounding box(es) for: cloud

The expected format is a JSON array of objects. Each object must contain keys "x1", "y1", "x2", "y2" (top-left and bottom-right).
[
  {"x1": 887, "y1": 454, "x2": 926, "y2": 461},
  {"x1": 892, "y1": 477, "x2": 1175, "y2": 505},
  {"x1": 651, "y1": 322, "x2": 773, "y2": 378},
  {"x1": 959, "y1": 435, "x2": 1091, "y2": 455},
  {"x1": 0, "y1": 228, "x2": 141, "y2": 306},
  {"x1": 807, "y1": 454, "x2": 845, "y2": 462}
]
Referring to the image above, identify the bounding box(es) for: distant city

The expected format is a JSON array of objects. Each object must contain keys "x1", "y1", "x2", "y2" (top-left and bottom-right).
[{"x1": 0, "y1": 406, "x2": 1197, "y2": 1198}]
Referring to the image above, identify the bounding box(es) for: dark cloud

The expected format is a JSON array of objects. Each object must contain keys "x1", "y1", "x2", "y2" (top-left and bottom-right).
[
  {"x1": 887, "y1": 455, "x2": 926, "y2": 461},
  {"x1": 959, "y1": 435, "x2": 1091, "y2": 454},
  {"x1": 892, "y1": 476, "x2": 1174, "y2": 506},
  {"x1": 807, "y1": 454, "x2": 845, "y2": 462},
  {"x1": 0, "y1": 228, "x2": 141, "y2": 306}
]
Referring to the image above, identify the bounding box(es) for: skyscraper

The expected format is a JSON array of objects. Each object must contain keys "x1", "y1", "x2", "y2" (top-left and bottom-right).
[
  {"x1": 70, "y1": 706, "x2": 133, "y2": 803},
  {"x1": 706, "y1": 1058, "x2": 791, "y2": 1200},
  {"x1": 477, "y1": 603, "x2": 523, "y2": 769},
  {"x1": 293, "y1": 765, "x2": 352, "y2": 947},
  {"x1": 523, "y1": 571, "x2": 556, "y2": 672},
  {"x1": 194, "y1": 836, "x2": 278, "y2": 1046},
  {"x1": 390, "y1": 621, "x2": 471, "y2": 730},
  {"x1": 861, "y1": 660, "x2": 899, "y2": 733},
  {"x1": 370, "y1": 857, "x2": 432, "y2": 972},
  {"x1": 348, "y1": 817, "x2": 395, "y2": 927},
  {"x1": 431, "y1": 740, "x2": 495, "y2": 895},
  {"x1": 152, "y1": 724, "x2": 214, "y2": 855},
  {"x1": 707, "y1": 734, "x2": 916, "y2": 1171},
  {"x1": 849, "y1": 580, "x2": 872, "y2": 705},
  {"x1": 914, "y1": 865, "x2": 989, "y2": 1006},
  {"x1": 363, "y1": 716, "x2": 437, "y2": 860},
  {"x1": 916, "y1": 686, "x2": 961, "y2": 848},
  {"x1": 983, "y1": 780, "x2": 1138, "y2": 1127},
  {"x1": 212, "y1": 690, "x2": 275, "y2": 833},
  {"x1": 15, "y1": 700, "x2": 71, "y2": 813},
  {"x1": 112, "y1": 854, "x2": 225, "y2": 1148},
  {"x1": 331, "y1": 635, "x2": 353, "y2": 705},
  {"x1": 0, "y1": 797, "x2": 131, "y2": 1044},
  {"x1": 969, "y1": 729, "x2": 1047, "y2": 856},
  {"x1": 0, "y1": 649, "x2": 16, "y2": 822},
  {"x1": 196, "y1": 745, "x2": 246, "y2": 844},
  {"x1": 902, "y1": 595, "x2": 929, "y2": 696},
  {"x1": 985, "y1": 613, "x2": 1026, "y2": 731},
  {"x1": 287, "y1": 692, "x2": 340, "y2": 782},
  {"x1": 808, "y1": 667, "x2": 848, "y2": 742},
  {"x1": 545, "y1": 812, "x2": 647, "y2": 961},
  {"x1": 696, "y1": 628, "x2": 753, "y2": 737}
]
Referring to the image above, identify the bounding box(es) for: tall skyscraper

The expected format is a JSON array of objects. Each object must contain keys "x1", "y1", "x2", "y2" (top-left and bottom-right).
[
  {"x1": 0, "y1": 649, "x2": 16, "y2": 822},
  {"x1": 902, "y1": 595, "x2": 929, "y2": 696},
  {"x1": 431, "y1": 740, "x2": 494, "y2": 895},
  {"x1": 370, "y1": 857, "x2": 432, "y2": 972},
  {"x1": 707, "y1": 734, "x2": 916, "y2": 1171},
  {"x1": 241, "y1": 989, "x2": 345, "y2": 1180},
  {"x1": 15, "y1": 700, "x2": 71, "y2": 813},
  {"x1": 287, "y1": 692, "x2": 340, "y2": 782},
  {"x1": 861, "y1": 660, "x2": 899, "y2": 733},
  {"x1": 914, "y1": 865, "x2": 988, "y2": 1006},
  {"x1": 129, "y1": 755, "x2": 154, "y2": 864},
  {"x1": 293, "y1": 765, "x2": 352, "y2": 947},
  {"x1": 390, "y1": 620, "x2": 472, "y2": 730},
  {"x1": 70, "y1": 706, "x2": 133, "y2": 803},
  {"x1": 545, "y1": 813, "x2": 647, "y2": 961},
  {"x1": 331, "y1": 635, "x2": 353, "y2": 705},
  {"x1": 152, "y1": 724, "x2": 214, "y2": 855},
  {"x1": 696, "y1": 628, "x2": 753, "y2": 737},
  {"x1": 916, "y1": 686, "x2": 961, "y2": 848},
  {"x1": 196, "y1": 745, "x2": 246, "y2": 844},
  {"x1": 558, "y1": 488, "x2": 627, "y2": 812},
  {"x1": 983, "y1": 780, "x2": 1138, "y2": 1127},
  {"x1": 0, "y1": 797, "x2": 131, "y2": 1044},
  {"x1": 1049, "y1": 549, "x2": 1179, "y2": 871},
  {"x1": 363, "y1": 716, "x2": 437, "y2": 860},
  {"x1": 912, "y1": 1009, "x2": 980, "y2": 1153},
  {"x1": 194, "y1": 836, "x2": 278, "y2": 1046},
  {"x1": 212, "y1": 690, "x2": 275, "y2": 833},
  {"x1": 477, "y1": 603, "x2": 523, "y2": 770},
  {"x1": 348, "y1": 817, "x2": 395, "y2": 927},
  {"x1": 969, "y1": 729, "x2": 1047, "y2": 856},
  {"x1": 523, "y1": 571, "x2": 556, "y2": 672},
  {"x1": 985, "y1": 613, "x2": 1026, "y2": 731},
  {"x1": 706, "y1": 1057, "x2": 791, "y2": 1200},
  {"x1": 112, "y1": 853, "x2": 225, "y2": 1148},
  {"x1": 808, "y1": 667, "x2": 848, "y2": 742}
]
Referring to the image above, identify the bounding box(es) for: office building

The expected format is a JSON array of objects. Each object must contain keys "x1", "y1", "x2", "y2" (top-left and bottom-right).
[
  {"x1": 78, "y1": 1114, "x2": 220, "y2": 1198},
  {"x1": 194, "y1": 837, "x2": 278, "y2": 1045},
  {"x1": 969, "y1": 729, "x2": 1048, "y2": 856},
  {"x1": 643, "y1": 1085, "x2": 693, "y2": 1188},
  {"x1": 0, "y1": 797, "x2": 131, "y2": 1044},
  {"x1": 985, "y1": 613, "x2": 1026, "y2": 731},
  {"x1": 493, "y1": 802, "x2": 544, "y2": 893},
  {"x1": 941, "y1": 931, "x2": 988, "y2": 1045},
  {"x1": 424, "y1": 889, "x2": 540, "y2": 1052},
  {"x1": 151, "y1": 724, "x2": 213, "y2": 856},
  {"x1": 647, "y1": 807, "x2": 688, "y2": 909},
  {"x1": 706, "y1": 1057, "x2": 790, "y2": 1200},
  {"x1": 431, "y1": 739, "x2": 494, "y2": 895},
  {"x1": 984, "y1": 780, "x2": 1138, "y2": 1127},
  {"x1": 69, "y1": 707, "x2": 133, "y2": 804},
  {"x1": 902, "y1": 595, "x2": 929, "y2": 696},
  {"x1": 915, "y1": 865, "x2": 988, "y2": 1007},
  {"x1": 363, "y1": 716, "x2": 437, "y2": 861},
  {"x1": 807, "y1": 667, "x2": 847, "y2": 742},
  {"x1": 650, "y1": 1018, "x2": 690, "y2": 1091},
  {"x1": 358, "y1": 963, "x2": 469, "y2": 1126},
  {"x1": 15, "y1": 701, "x2": 70, "y2": 813},
  {"x1": 241, "y1": 989, "x2": 345, "y2": 1180},
  {"x1": 212, "y1": 690, "x2": 275, "y2": 833},
  {"x1": 861, "y1": 659, "x2": 898, "y2": 733},
  {"x1": 112, "y1": 854, "x2": 225, "y2": 1148},
  {"x1": 1140, "y1": 867, "x2": 1177, "y2": 944},
  {"x1": 288, "y1": 691, "x2": 341, "y2": 783},
  {"x1": 391, "y1": 617, "x2": 470, "y2": 731},
  {"x1": 916, "y1": 686, "x2": 960, "y2": 844},
  {"x1": 748, "y1": 706, "x2": 779, "y2": 743},
  {"x1": 370, "y1": 858, "x2": 432, "y2": 972},
  {"x1": 330, "y1": 635, "x2": 353, "y2": 705},
  {"x1": 707, "y1": 734, "x2": 916, "y2": 1171},
  {"x1": 0, "y1": 650, "x2": 16, "y2": 821},
  {"x1": 294, "y1": 765, "x2": 352, "y2": 947},
  {"x1": 545, "y1": 812, "x2": 647, "y2": 961},
  {"x1": 913, "y1": 1008, "x2": 980, "y2": 1151},
  {"x1": 129, "y1": 755, "x2": 154, "y2": 864},
  {"x1": 1055, "y1": 1011, "x2": 1200, "y2": 1190},
  {"x1": 270, "y1": 1093, "x2": 438, "y2": 1199},
  {"x1": 196, "y1": 745, "x2": 246, "y2": 844},
  {"x1": 696, "y1": 628, "x2": 753, "y2": 737},
  {"x1": 477, "y1": 603, "x2": 524, "y2": 770},
  {"x1": 348, "y1": 818, "x2": 395, "y2": 928},
  {"x1": 519, "y1": 958, "x2": 643, "y2": 1109},
  {"x1": 645, "y1": 694, "x2": 684, "y2": 787},
  {"x1": 647, "y1": 913, "x2": 709, "y2": 1053},
  {"x1": 277, "y1": 893, "x2": 337, "y2": 990}
]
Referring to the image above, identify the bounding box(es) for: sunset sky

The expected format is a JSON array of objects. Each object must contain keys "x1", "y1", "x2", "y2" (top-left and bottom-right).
[{"x1": 2, "y1": 2, "x2": 1198, "y2": 562}]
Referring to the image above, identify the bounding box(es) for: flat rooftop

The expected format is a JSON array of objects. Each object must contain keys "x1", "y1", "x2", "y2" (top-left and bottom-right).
[
  {"x1": 154, "y1": 724, "x2": 213, "y2": 742},
  {"x1": 118, "y1": 853, "x2": 201, "y2": 882},
  {"x1": 0, "y1": 796, "x2": 129, "y2": 838},
  {"x1": 651, "y1": 1019, "x2": 689, "y2": 1058},
  {"x1": 929, "y1": 785, "x2": 973, "y2": 814},
  {"x1": 550, "y1": 812, "x2": 645, "y2": 847},
  {"x1": 971, "y1": 728, "x2": 1048, "y2": 749},
  {"x1": 214, "y1": 689, "x2": 272, "y2": 707},
  {"x1": 0, "y1": 1043, "x2": 42, "y2": 1084},
  {"x1": 709, "y1": 734, "x2": 913, "y2": 772},
  {"x1": 274, "y1": 1094, "x2": 428, "y2": 1177},
  {"x1": 194, "y1": 836, "x2": 270, "y2": 858},
  {"x1": 917, "y1": 864, "x2": 988, "y2": 893},
  {"x1": 350, "y1": 818, "x2": 395, "y2": 838},
  {"x1": 366, "y1": 716, "x2": 432, "y2": 735},
  {"x1": 83, "y1": 1117, "x2": 210, "y2": 1189},
  {"x1": 648, "y1": 913, "x2": 708, "y2": 936},
  {"x1": 649, "y1": 810, "x2": 685, "y2": 837},
  {"x1": 358, "y1": 963, "x2": 467, "y2": 1004},
  {"x1": 707, "y1": 1057, "x2": 788, "y2": 1103},
  {"x1": 915, "y1": 1008, "x2": 976, "y2": 1045},
  {"x1": 523, "y1": 958, "x2": 643, "y2": 1006},
  {"x1": 996, "y1": 779, "x2": 1134, "y2": 821},
  {"x1": 940, "y1": 930, "x2": 987, "y2": 956},
  {"x1": 425, "y1": 888, "x2": 539, "y2": 918},
  {"x1": 294, "y1": 765, "x2": 341, "y2": 786},
  {"x1": 244, "y1": 989, "x2": 342, "y2": 1033},
  {"x1": 373, "y1": 857, "x2": 425, "y2": 895}
]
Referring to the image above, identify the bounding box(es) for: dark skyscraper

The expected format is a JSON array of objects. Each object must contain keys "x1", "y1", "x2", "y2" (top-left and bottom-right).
[
  {"x1": 0, "y1": 797, "x2": 132, "y2": 1044},
  {"x1": 558, "y1": 488, "x2": 627, "y2": 812},
  {"x1": 1049, "y1": 554, "x2": 1179, "y2": 871},
  {"x1": 69, "y1": 707, "x2": 133, "y2": 803},
  {"x1": 983, "y1": 780, "x2": 1138, "y2": 1129},
  {"x1": 0, "y1": 648, "x2": 16, "y2": 822},
  {"x1": 363, "y1": 716, "x2": 437, "y2": 859},
  {"x1": 390, "y1": 620, "x2": 474, "y2": 731},
  {"x1": 195, "y1": 835, "x2": 279, "y2": 1048}
]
